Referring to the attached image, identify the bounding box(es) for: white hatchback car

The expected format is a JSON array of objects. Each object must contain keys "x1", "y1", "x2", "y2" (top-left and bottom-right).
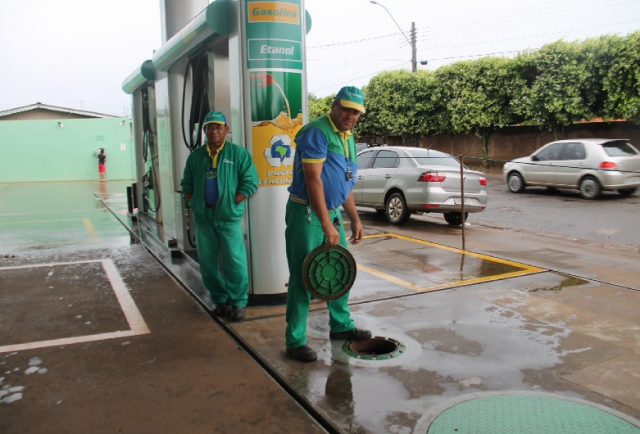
[
  {"x1": 503, "y1": 138, "x2": 640, "y2": 199},
  {"x1": 354, "y1": 146, "x2": 488, "y2": 225}
]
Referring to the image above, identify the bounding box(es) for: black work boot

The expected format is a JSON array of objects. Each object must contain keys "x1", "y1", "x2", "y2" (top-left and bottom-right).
[
  {"x1": 212, "y1": 304, "x2": 226, "y2": 316},
  {"x1": 230, "y1": 306, "x2": 245, "y2": 321},
  {"x1": 286, "y1": 345, "x2": 317, "y2": 362}
]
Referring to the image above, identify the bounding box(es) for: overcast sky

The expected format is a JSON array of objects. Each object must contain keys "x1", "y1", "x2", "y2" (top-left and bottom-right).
[{"x1": 0, "y1": 0, "x2": 638, "y2": 116}]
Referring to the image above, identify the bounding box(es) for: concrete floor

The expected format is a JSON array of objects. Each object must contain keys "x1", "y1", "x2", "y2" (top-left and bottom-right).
[{"x1": 1, "y1": 181, "x2": 639, "y2": 433}]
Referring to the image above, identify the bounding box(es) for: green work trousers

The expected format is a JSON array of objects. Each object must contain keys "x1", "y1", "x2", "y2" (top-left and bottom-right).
[
  {"x1": 195, "y1": 219, "x2": 248, "y2": 307},
  {"x1": 284, "y1": 200, "x2": 355, "y2": 349}
]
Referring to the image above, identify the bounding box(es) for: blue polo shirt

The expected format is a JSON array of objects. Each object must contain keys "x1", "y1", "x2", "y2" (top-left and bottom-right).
[
  {"x1": 204, "y1": 142, "x2": 225, "y2": 207},
  {"x1": 289, "y1": 115, "x2": 358, "y2": 210}
]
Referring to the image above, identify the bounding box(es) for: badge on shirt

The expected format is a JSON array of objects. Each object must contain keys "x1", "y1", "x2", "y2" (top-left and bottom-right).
[
  {"x1": 206, "y1": 168, "x2": 217, "y2": 179},
  {"x1": 345, "y1": 169, "x2": 353, "y2": 181}
]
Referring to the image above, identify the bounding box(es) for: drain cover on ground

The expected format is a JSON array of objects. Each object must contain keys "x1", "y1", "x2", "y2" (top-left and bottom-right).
[{"x1": 428, "y1": 395, "x2": 640, "y2": 434}]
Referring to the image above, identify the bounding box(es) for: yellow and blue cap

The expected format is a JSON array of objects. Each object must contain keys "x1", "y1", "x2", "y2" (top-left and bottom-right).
[
  {"x1": 203, "y1": 111, "x2": 228, "y2": 127},
  {"x1": 336, "y1": 86, "x2": 366, "y2": 113}
]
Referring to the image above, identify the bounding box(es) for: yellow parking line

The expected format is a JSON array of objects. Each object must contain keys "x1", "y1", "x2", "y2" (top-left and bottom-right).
[
  {"x1": 83, "y1": 218, "x2": 100, "y2": 242},
  {"x1": 356, "y1": 264, "x2": 424, "y2": 292},
  {"x1": 359, "y1": 233, "x2": 546, "y2": 293}
]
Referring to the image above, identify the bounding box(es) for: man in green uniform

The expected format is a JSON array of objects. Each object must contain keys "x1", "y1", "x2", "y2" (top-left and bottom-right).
[
  {"x1": 285, "y1": 86, "x2": 372, "y2": 362},
  {"x1": 181, "y1": 111, "x2": 258, "y2": 321}
]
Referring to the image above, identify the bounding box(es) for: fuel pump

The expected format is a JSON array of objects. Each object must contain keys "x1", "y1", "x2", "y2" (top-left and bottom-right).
[
  {"x1": 181, "y1": 51, "x2": 210, "y2": 152},
  {"x1": 178, "y1": 50, "x2": 213, "y2": 249},
  {"x1": 141, "y1": 87, "x2": 161, "y2": 216},
  {"x1": 123, "y1": 0, "x2": 311, "y2": 303}
]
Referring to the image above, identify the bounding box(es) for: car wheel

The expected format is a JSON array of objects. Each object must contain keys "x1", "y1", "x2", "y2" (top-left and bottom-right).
[
  {"x1": 579, "y1": 176, "x2": 602, "y2": 200},
  {"x1": 618, "y1": 188, "x2": 637, "y2": 197},
  {"x1": 385, "y1": 192, "x2": 411, "y2": 225},
  {"x1": 507, "y1": 172, "x2": 525, "y2": 193},
  {"x1": 444, "y1": 212, "x2": 469, "y2": 226}
]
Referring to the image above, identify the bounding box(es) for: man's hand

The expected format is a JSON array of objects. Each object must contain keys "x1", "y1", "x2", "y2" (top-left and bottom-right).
[
  {"x1": 343, "y1": 192, "x2": 363, "y2": 245},
  {"x1": 184, "y1": 192, "x2": 193, "y2": 208},
  {"x1": 322, "y1": 222, "x2": 341, "y2": 246},
  {"x1": 349, "y1": 220, "x2": 363, "y2": 245},
  {"x1": 235, "y1": 192, "x2": 247, "y2": 204}
]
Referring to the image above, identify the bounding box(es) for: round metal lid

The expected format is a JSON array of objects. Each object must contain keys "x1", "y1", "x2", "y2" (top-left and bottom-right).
[
  {"x1": 302, "y1": 244, "x2": 357, "y2": 300},
  {"x1": 426, "y1": 395, "x2": 640, "y2": 434}
]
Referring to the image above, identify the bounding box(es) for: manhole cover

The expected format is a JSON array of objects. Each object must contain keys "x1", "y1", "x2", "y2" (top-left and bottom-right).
[
  {"x1": 342, "y1": 336, "x2": 406, "y2": 361},
  {"x1": 302, "y1": 244, "x2": 356, "y2": 300},
  {"x1": 427, "y1": 395, "x2": 640, "y2": 433}
]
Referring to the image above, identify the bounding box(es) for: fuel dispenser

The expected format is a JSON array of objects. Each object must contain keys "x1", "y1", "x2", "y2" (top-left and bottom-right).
[
  {"x1": 140, "y1": 86, "x2": 162, "y2": 220},
  {"x1": 122, "y1": 59, "x2": 159, "y2": 222},
  {"x1": 123, "y1": 0, "x2": 311, "y2": 303}
]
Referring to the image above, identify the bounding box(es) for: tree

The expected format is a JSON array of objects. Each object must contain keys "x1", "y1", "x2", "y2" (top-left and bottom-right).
[
  {"x1": 602, "y1": 31, "x2": 640, "y2": 121},
  {"x1": 580, "y1": 35, "x2": 621, "y2": 118},
  {"x1": 308, "y1": 32, "x2": 640, "y2": 149},
  {"x1": 435, "y1": 57, "x2": 525, "y2": 165},
  {"x1": 514, "y1": 40, "x2": 595, "y2": 139},
  {"x1": 357, "y1": 70, "x2": 439, "y2": 145},
  {"x1": 307, "y1": 93, "x2": 333, "y2": 122}
]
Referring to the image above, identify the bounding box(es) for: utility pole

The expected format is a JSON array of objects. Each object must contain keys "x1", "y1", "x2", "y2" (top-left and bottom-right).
[
  {"x1": 411, "y1": 22, "x2": 416, "y2": 73},
  {"x1": 370, "y1": 1, "x2": 418, "y2": 73}
]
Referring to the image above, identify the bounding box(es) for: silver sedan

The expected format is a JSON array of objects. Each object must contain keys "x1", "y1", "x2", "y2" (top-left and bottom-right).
[
  {"x1": 503, "y1": 138, "x2": 640, "y2": 199},
  {"x1": 354, "y1": 146, "x2": 488, "y2": 225}
]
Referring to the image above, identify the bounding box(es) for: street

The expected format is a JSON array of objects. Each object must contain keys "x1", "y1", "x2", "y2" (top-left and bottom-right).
[
  {"x1": 357, "y1": 173, "x2": 639, "y2": 252},
  {"x1": 474, "y1": 173, "x2": 640, "y2": 251}
]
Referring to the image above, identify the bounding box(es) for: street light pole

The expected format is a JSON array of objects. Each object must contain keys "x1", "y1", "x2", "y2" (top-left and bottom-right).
[{"x1": 370, "y1": 0, "x2": 416, "y2": 72}]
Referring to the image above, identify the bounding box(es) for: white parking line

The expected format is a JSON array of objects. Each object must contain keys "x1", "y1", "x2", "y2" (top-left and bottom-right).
[{"x1": 0, "y1": 259, "x2": 150, "y2": 354}]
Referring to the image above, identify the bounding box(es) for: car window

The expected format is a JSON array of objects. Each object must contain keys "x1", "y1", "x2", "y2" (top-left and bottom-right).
[
  {"x1": 372, "y1": 150, "x2": 399, "y2": 169},
  {"x1": 357, "y1": 150, "x2": 375, "y2": 169},
  {"x1": 559, "y1": 142, "x2": 586, "y2": 160},
  {"x1": 536, "y1": 143, "x2": 563, "y2": 161},
  {"x1": 602, "y1": 140, "x2": 640, "y2": 157},
  {"x1": 406, "y1": 148, "x2": 460, "y2": 168}
]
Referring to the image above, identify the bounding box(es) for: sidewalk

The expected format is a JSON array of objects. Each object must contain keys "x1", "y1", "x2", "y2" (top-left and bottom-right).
[
  {"x1": 1, "y1": 181, "x2": 639, "y2": 433},
  {"x1": 0, "y1": 181, "x2": 324, "y2": 434}
]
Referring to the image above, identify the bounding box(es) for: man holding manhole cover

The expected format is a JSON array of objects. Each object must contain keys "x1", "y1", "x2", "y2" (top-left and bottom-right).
[{"x1": 285, "y1": 86, "x2": 372, "y2": 362}]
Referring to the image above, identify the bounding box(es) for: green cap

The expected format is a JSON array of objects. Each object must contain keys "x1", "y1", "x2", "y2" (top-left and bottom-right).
[
  {"x1": 335, "y1": 86, "x2": 366, "y2": 113},
  {"x1": 203, "y1": 111, "x2": 228, "y2": 127}
]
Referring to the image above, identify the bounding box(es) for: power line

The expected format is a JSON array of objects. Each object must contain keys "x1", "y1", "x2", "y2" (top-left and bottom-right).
[
  {"x1": 307, "y1": 0, "x2": 639, "y2": 95},
  {"x1": 308, "y1": 18, "x2": 637, "y2": 79},
  {"x1": 310, "y1": 33, "x2": 408, "y2": 79},
  {"x1": 418, "y1": 0, "x2": 638, "y2": 38},
  {"x1": 308, "y1": 31, "x2": 407, "y2": 51},
  {"x1": 417, "y1": 18, "x2": 640, "y2": 51},
  {"x1": 309, "y1": 0, "x2": 637, "y2": 55},
  {"x1": 310, "y1": 61, "x2": 411, "y2": 95}
]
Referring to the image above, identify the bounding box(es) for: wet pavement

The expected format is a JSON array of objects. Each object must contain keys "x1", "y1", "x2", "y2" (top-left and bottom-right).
[{"x1": 1, "y1": 181, "x2": 639, "y2": 433}]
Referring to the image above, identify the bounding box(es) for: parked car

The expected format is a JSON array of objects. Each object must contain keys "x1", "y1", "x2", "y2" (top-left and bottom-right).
[
  {"x1": 503, "y1": 138, "x2": 640, "y2": 200},
  {"x1": 356, "y1": 143, "x2": 371, "y2": 153},
  {"x1": 356, "y1": 143, "x2": 386, "y2": 153},
  {"x1": 353, "y1": 146, "x2": 488, "y2": 225}
]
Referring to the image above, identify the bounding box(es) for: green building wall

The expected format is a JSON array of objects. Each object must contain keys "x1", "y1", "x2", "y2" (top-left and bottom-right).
[{"x1": 0, "y1": 118, "x2": 135, "y2": 182}]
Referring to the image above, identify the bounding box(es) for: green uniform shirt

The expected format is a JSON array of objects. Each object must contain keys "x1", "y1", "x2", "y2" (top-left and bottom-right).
[{"x1": 181, "y1": 141, "x2": 259, "y2": 225}]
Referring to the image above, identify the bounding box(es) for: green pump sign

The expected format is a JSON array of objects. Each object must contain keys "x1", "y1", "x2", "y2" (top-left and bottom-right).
[
  {"x1": 246, "y1": 0, "x2": 305, "y2": 188},
  {"x1": 245, "y1": 0, "x2": 303, "y2": 70}
]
